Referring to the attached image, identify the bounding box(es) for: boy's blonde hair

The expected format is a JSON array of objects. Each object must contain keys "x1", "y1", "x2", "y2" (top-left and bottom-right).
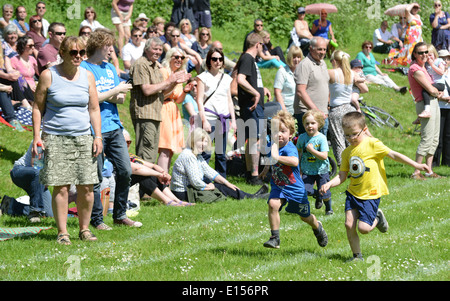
[
  {"x1": 302, "y1": 109, "x2": 325, "y2": 130},
  {"x1": 342, "y1": 111, "x2": 366, "y2": 130},
  {"x1": 272, "y1": 110, "x2": 296, "y2": 136}
]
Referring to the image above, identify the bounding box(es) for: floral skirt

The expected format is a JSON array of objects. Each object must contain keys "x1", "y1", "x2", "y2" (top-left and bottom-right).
[{"x1": 39, "y1": 133, "x2": 99, "y2": 186}]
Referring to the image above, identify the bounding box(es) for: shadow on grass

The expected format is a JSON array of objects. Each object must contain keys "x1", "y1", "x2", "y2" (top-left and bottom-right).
[{"x1": 0, "y1": 146, "x2": 23, "y2": 164}]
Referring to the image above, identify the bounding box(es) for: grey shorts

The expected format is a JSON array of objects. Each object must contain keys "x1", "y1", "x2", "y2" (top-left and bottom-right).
[{"x1": 40, "y1": 133, "x2": 99, "y2": 186}]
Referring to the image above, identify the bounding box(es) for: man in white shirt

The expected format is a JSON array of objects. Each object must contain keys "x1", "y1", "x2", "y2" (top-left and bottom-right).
[
  {"x1": 122, "y1": 27, "x2": 145, "y2": 72},
  {"x1": 35, "y1": 2, "x2": 49, "y2": 37},
  {"x1": 373, "y1": 20, "x2": 402, "y2": 54}
]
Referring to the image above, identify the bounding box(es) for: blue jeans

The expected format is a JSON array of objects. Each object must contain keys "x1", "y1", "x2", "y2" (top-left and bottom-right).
[
  {"x1": 91, "y1": 128, "x2": 132, "y2": 225},
  {"x1": 9, "y1": 165, "x2": 53, "y2": 217}
]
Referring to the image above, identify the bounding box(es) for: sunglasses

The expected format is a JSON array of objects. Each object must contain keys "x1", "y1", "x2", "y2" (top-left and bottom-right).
[
  {"x1": 364, "y1": 46, "x2": 372, "y2": 49},
  {"x1": 417, "y1": 50, "x2": 428, "y2": 55},
  {"x1": 37, "y1": 6, "x2": 46, "y2": 9},
  {"x1": 147, "y1": 30, "x2": 156, "y2": 34},
  {"x1": 211, "y1": 57, "x2": 224, "y2": 62},
  {"x1": 171, "y1": 34, "x2": 180, "y2": 38},
  {"x1": 54, "y1": 32, "x2": 66, "y2": 36},
  {"x1": 173, "y1": 55, "x2": 185, "y2": 60},
  {"x1": 255, "y1": 24, "x2": 263, "y2": 27},
  {"x1": 32, "y1": 19, "x2": 42, "y2": 24},
  {"x1": 69, "y1": 49, "x2": 86, "y2": 57},
  {"x1": 201, "y1": 33, "x2": 209, "y2": 36},
  {"x1": 26, "y1": 44, "x2": 35, "y2": 48},
  {"x1": 132, "y1": 34, "x2": 143, "y2": 37},
  {"x1": 81, "y1": 31, "x2": 91, "y2": 36},
  {"x1": 140, "y1": 19, "x2": 148, "y2": 22},
  {"x1": 435, "y1": 4, "x2": 441, "y2": 7}
]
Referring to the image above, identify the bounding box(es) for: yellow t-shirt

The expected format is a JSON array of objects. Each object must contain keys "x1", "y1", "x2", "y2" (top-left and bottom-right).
[{"x1": 341, "y1": 137, "x2": 391, "y2": 199}]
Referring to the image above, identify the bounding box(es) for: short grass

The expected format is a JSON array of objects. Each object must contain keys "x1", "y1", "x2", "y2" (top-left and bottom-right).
[{"x1": 0, "y1": 8, "x2": 449, "y2": 282}]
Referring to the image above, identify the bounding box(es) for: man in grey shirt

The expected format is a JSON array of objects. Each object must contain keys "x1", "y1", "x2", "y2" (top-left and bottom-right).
[{"x1": 294, "y1": 37, "x2": 330, "y2": 135}]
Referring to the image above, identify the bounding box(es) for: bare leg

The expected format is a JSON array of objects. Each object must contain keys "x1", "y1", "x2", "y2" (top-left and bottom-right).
[
  {"x1": 76, "y1": 184, "x2": 94, "y2": 232},
  {"x1": 157, "y1": 148, "x2": 173, "y2": 173},
  {"x1": 52, "y1": 185, "x2": 70, "y2": 235},
  {"x1": 345, "y1": 209, "x2": 361, "y2": 254}
]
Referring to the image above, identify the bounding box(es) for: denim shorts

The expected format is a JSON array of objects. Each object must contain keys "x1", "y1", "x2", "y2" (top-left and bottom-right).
[
  {"x1": 270, "y1": 187, "x2": 311, "y2": 218},
  {"x1": 345, "y1": 191, "x2": 380, "y2": 226},
  {"x1": 302, "y1": 173, "x2": 331, "y2": 200}
]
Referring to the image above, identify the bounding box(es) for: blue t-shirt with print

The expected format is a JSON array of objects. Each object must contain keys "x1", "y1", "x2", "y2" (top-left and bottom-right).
[
  {"x1": 296, "y1": 132, "x2": 330, "y2": 175},
  {"x1": 269, "y1": 141, "x2": 306, "y2": 203},
  {"x1": 81, "y1": 60, "x2": 122, "y2": 133}
]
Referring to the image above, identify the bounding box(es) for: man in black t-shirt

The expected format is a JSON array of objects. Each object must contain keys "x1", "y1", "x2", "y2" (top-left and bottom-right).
[{"x1": 237, "y1": 33, "x2": 271, "y2": 185}]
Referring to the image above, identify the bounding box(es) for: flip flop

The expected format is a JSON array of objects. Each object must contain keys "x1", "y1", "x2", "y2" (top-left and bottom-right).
[{"x1": 167, "y1": 200, "x2": 183, "y2": 207}]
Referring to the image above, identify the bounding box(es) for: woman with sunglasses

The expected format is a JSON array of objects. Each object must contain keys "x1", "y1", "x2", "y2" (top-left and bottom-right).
[
  {"x1": 157, "y1": 47, "x2": 192, "y2": 173},
  {"x1": 430, "y1": 0, "x2": 450, "y2": 51},
  {"x1": 163, "y1": 27, "x2": 202, "y2": 73},
  {"x1": 191, "y1": 27, "x2": 212, "y2": 60},
  {"x1": 32, "y1": 36, "x2": 103, "y2": 244},
  {"x1": 26, "y1": 15, "x2": 45, "y2": 52},
  {"x1": 179, "y1": 18, "x2": 196, "y2": 48},
  {"x1": 355, "y1": 40, "x2": 407, "y2": 94},
  {"x1": 196, "y1": 47, "x2": 236, "y2": 178},
  {"x1": 80, "y1": 7, "x2": 105, "y2": 32},
  {"x1": 10, "y1": 36, "x2": 38, "y2": 97},
  {"x1": 408, "y1": 42, "x2": 443, "y2": 180}
]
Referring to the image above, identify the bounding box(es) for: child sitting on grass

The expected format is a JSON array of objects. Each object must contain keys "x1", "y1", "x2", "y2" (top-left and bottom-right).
[
  {"x1": 260, "y1": 110, "x2": 328, "y2": 249},
  {"x1": 296, "y1": 109, "x2": 333, "y2": 215},
  {"x1": 320, "y1": 111, "x2": 431, "y2": 261}
]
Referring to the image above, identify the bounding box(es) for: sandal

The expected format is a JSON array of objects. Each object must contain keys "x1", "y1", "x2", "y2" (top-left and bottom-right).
[
  {"x1": 167, "y1": 200, "x2": 183, "y2": 207},
  {"x1": 79, "y1": 229, "x2": 98, "y2": 242},
  {"x1": 411, "y1": 173, "x2": 426, "y2": 180},
  {"x1": 179, "y1": 201, "x2": 195, "y2": 207},
  {"x1": 56, "y1": 233, "x2": 72, "y2": 245}
]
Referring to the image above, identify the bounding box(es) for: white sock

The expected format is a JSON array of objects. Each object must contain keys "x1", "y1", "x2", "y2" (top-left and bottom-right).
[{"x1": 424, "y1": 105, "x2": 430, "y2": 112}]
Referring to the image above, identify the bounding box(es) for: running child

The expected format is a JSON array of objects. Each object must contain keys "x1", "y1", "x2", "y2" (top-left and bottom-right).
[
  {"x1": 320, "y1": 111, "x2": 431, "y2": 261},
  {"x1": 296, "y1": 109, "x2": 333, "y2": 215},
  {"x1": 260, "y1": 110, "x2": 328, "y2": 249}
]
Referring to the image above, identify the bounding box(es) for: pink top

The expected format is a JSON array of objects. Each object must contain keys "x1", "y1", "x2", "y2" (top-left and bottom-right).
[
  {"x1": 117, "y1": 0, "x2": 134, "y2": 12},
  {"x1": 10, "y1": 55, "x2": 38, "y2": 90},
  {"x1": 408, "y1": 62, "x2": 432, "y2": 102}
]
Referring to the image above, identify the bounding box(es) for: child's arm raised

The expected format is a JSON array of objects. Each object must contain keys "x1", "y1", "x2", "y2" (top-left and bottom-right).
[
  {"x1": 271, "y1": 143, "x2": 299, "y2": 167},
  {"x1": 386, "y1": 150, "x2": 432, "y2": 173}
]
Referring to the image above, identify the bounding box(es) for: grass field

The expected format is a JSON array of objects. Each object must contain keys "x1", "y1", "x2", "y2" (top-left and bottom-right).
[{"x1": 0, "y1": 2, "x2": 449, "y2": 283}]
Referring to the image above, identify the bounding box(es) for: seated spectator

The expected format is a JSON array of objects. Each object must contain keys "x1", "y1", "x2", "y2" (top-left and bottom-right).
[
  {"x1": 145, "y1": 26, "x2": 158, "y2": 40},
  {"x1": 26, "y1": 15, "x2": 45, "y2": 53},
  {"x1": 0, "y1": 83, "x2": 24, "y2": 131},
  {"x1": 37, "y1": 22, "x2": 65, "y2": 74},
  {"x1": 152, "y1": 16, "x2": 166, "y2": 37},
  {"x1": 122, "y1": 27, "x2": 145, "y2": 72},
  {"x1": 9, "y1": 139, "x2": 53, "y2": 221},
  {"x1": 160, "y1": 21, "x2": 176, "y2": 44},
  {"x1": 373, "y1": 20, "x2": 403, "y2": 53},
  {"x1": 289, "y1": 7, "x2": 312, "y2": 56},
  {"x1": 80, "y1": 6, "x2": 105, "y2": 32},
  {"x1": 164, "y1": 28, "x2": 202, "y2": 73},
  {"x1": 10, "y1": 36, "x2": 38, "y2": 94},
  {"x1": 356, "y1": 40, "x2": 407, "y2": 94},
  {"x1": 391, "y1": 16, "x2": 407, "y2": 43},
  {"x1": 181, "y1": 77, "x2": 198, "y2": 124},
  {"x1": 179, "y1": 18, "x2": 196, "y2": 48},
  {"x1": 122, "y1": 129, "x2": 195, "y2": 207},
  {"x1": 191, "y1": 27, "x2": 212, "y2": 59},
  {"x1": 243, "y1": 18, "x2": 264, "y2": 52},
  {"x1": 170, "y1": 128, "x2": 269, "y2": 202},
  {"x1": 0, "y1": 4, "x2": 14, "y2": 42},
  {"x1": 13, "y1": 6, "x2": 29, "y2": 37},
  {"x1": 132, "y1": 13, "x2": 149, "y2": 37},
  {"x1": 35, "y1": 2, "x2": 49, "y2": 38},
  {"x1": 350, "y1": 59, "x2": 369, "y2": 111},
  {"x1": 78, "y1": 26, "x2": 92, "y2": 50},
  {"x1": 256, "y1": 30, "x2": 286, "y2": 69},
  {"x1": 2, "y1": 24, "x2": 18, "y2": 57}
]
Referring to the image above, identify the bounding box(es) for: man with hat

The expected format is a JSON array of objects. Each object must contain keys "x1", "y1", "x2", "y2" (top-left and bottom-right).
[{"x1": 290, "y1": 7, "x2": 313, "y2": 55}]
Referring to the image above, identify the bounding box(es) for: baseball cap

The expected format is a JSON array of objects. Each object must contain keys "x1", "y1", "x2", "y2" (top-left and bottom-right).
[{"x1": 350, "y1": 59, "x2": 363, "y2": 68}]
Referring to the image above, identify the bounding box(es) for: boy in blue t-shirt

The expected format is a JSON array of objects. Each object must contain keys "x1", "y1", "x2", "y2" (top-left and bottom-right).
[
  {"x1": 296, "y1": 109, "x2": 332, "y2": 214},
  {"x1": 260, "y1": 111, "x2": 328, "y2": 249}
]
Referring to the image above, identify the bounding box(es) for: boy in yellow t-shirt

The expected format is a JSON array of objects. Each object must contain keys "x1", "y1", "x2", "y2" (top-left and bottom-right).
[{"x1": 320, "y1": 112, "x2": 430, "y2": 262}]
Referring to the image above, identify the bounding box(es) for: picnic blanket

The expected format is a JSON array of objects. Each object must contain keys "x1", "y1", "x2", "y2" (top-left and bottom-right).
[
  {"x1": 0, "y1": 226, "x2": 52, "y2": 241},
  {"x1": 0, "y1": 106, "x2": 33, "y2": 127}
]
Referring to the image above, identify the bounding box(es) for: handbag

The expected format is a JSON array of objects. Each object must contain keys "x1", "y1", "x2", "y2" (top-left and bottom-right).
[{"x1": 186, "y1": 186, "x2": 226, "y2": 203}]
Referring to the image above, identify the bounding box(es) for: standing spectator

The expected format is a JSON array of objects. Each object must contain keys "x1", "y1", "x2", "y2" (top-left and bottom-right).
[
  {"x1": 26, "y1": 15, "x2": 45, "y2": 52},
  {"x1": 13, "y1": 6, "x2": 29, "y2": 37},
  {"x1": 80, "y1": 7, "x2": 105, "y2": 32},
  {"x1": 193, "y1": 0, "x2": 211, "y2": 39},
  {"x1": 0, "y1": 4, "x2": 14, "y2": 42},
  {"x1": 37, "y1": 22, "x2": 66, "y2": 74},
  {"x1": 237, "y1": 32, "x2": 272, "y2": 185},
  {"x1": 129, "y1": 37, "x2": 189, "y2": 164},
  {"x1": 10, "y1": 140, "x2": 53, "y2": 222},
  {"x1": 372, "y1": 20, "x2": 402, "y2": 53},
  {"x1": 430, "y1": 0, "x2": 450, "y2": 51},
  {"x1": 81, "y1": 28, "x2": 141, "y2": 228},
  {"x1": 32, "y1": 36, "x2": 103, "y2": 245},
  {"x1": 196, "y1": 47, "x2": 236, "y2": 178},
  {"x1": 35, "y1": 2, "x2": 49, "y2": 38},
  {"x1": 294, "y1": 37, "x2": 330, "y2": 136},
  {"x1": 243, "y1": 19, "x2": 264, "y2": 52},
  {"x1": 111, "y1": 0, "x2": 134, "y2": 56},
  {"x1": 408, "y1": 42, "x2": 443, "y2": 179},
  {"x1": 122, "y1": 27, "x2": 145, "y2": 73},
  {"x1": 274, "y1": 45, "x2": 303, "y2": 115},
  {"x1": 170, "y1": 0, "x2": 196, "y2": 29},
  {"x1": 157, "y1": 47, "x2": 192, "y2": 172}
]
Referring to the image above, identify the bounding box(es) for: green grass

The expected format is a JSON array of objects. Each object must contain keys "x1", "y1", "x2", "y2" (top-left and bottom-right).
[{"x1": 1, "y1": 2, "x2": 449, "y2": 282}]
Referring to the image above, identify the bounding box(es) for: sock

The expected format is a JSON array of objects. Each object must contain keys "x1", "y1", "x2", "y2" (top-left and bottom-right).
[
  {"x1": 353, "y1": 253, "x2": 363, "y2": 259},
  {"x1": 271, "y1": 230, "x2": 280, "y2": 238},
  {"x1": 424, "y1": 105, "x2": 430, "y2": 112},
  {"x1": 324, "y1": 199, "x2": 332, "y2": 211}
]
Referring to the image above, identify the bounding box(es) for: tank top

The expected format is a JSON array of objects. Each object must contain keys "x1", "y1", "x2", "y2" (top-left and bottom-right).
[
  {"x1": 43, "y1": 66, "x2": 91, "y2": 136},
  {"x1": 329, "y1": 69, "x2": 353, "y2": 107}
]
